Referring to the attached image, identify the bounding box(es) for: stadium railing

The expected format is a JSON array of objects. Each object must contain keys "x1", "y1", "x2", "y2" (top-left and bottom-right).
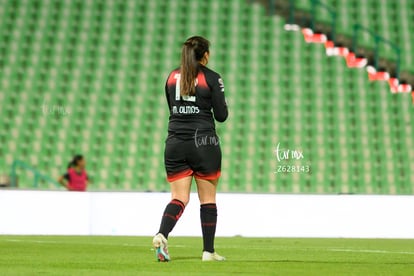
[{"x1": 10, "y1": 159, "x2": 60, "y2": 189}]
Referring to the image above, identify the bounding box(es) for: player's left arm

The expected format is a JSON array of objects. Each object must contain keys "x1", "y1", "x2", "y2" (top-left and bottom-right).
[{"x1": 165, "y1": 76, "x2": 172, "y2": 111}]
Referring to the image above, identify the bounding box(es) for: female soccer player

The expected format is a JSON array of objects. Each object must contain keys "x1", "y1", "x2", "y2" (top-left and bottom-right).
[
  {"x1": 153, "y1": 36, "x2": 228, "y2": 262},
  {"x1": 58, "y1": 154, "x2": 89, "y2": 191}
]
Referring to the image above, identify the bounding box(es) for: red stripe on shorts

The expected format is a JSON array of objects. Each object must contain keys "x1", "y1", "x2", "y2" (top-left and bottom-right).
[
  {"x1": 194, "y1": 170, "x2": 221, "y2": 180},
  {"x1": 167, "y1": 169, "x2": 194, "y2": 182}
]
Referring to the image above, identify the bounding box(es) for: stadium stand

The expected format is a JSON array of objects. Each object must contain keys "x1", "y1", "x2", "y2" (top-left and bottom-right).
[{"x1": 0, "y1": 0, "x2": 413, "y2": 194}]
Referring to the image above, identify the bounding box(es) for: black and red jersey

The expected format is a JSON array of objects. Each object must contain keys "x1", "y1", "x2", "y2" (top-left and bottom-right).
[{"x1": 165, "y1": 65, "x2": 228, "y2": 139}]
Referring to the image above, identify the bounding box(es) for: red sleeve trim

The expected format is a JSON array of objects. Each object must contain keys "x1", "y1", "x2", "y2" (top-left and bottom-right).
[
  {"x1": 167, "y1": 70, "x2": 180, "y2": 86},
  {"x1": 197, "y1": 71, "x2": 208, "y2": 89}
]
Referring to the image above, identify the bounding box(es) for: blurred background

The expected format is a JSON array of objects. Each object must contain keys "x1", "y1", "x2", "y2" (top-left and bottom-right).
[{"x1": 0, "y1": 0, "x2": 413, "y2": 194}]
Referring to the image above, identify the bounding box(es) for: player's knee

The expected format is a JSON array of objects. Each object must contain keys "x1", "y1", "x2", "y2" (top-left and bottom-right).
[
  {"x1": 199, "y1": 198, "x2": 216, "y2": 205},
  {"x1": 172, "y1": 195, "x2": 190, "y2": 206},
  {"x1": 178, "y1": 198, "x2": 190, "y2": 206},
  {"x1": 179, "y1": 197, "x2": 190, "y2": 206},
  {"x1": 198, "y1": 192, "x2": 216, "y2": 205}
]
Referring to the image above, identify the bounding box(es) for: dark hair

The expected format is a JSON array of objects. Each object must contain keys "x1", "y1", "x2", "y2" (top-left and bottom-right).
[
  {"x1": 67, "y1": 154, "x2": 83, "y2": 169},
  {"x1": 180, "y1": 36, "x2": 210, "y2": 97}
]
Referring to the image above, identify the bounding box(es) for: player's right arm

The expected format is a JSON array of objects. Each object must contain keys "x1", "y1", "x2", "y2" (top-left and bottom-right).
[{"x1": 210, "y1": 74, "x2": 228, "y2": 122}]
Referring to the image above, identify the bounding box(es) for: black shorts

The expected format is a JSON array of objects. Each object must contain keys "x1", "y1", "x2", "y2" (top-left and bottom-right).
[{"x1": 164, "y1": 133, "x2": 222, "y2": 182}]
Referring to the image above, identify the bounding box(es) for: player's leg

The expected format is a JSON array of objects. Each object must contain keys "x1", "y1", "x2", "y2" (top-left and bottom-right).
[
  {"x1": 159, "y1": 137, "x2": 193, "y2": 238},
  {"x1": 190, "y1": 133, "x2": 225, "y2": 261},
  {"x1": 158, "y1": 176, "x2": 192, "y2": 238},
  {"x1": 153, "y1": 176, "x2": 192, "y2": 262},
  {"x1": 195, "y1": 177, "x2": 218, "y2": 249},
  {"x1": 154, "y1": 137, "x2": 193, "y2": 262},
  {"x1": 195, "y1": 177, "x2": 225, "y2": 261},
  {"x1": 196, "y1": 178, "x2": 217, "y2": 204}
]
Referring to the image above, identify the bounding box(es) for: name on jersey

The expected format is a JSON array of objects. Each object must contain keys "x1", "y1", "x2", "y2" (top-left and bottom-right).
[{"x1": 172, "y1": 105, "x2": 200, "y2": 114}]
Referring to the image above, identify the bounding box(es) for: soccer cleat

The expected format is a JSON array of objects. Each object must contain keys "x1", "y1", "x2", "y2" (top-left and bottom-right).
[
  {"x1": 152, "y1": 233, "x2": 170, "y2": 262},
  {"x1": 201, "y1": 251, "x2": 226, "y2": 261}
]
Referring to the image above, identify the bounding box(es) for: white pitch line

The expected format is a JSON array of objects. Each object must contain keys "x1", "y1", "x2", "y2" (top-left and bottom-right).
[
  {"x1": 3, "y1": 239, "x2": 185, "y2": 248},
  {"x1": 4, "y1": 239, "x2": 59, "y2": 244},
  {"x1": 221, "y1": 245, "x2": 414, "y2": 255},
  {"x1": 4, "y1": 240, "x2": 413, "y2": 255},
  {"x1": 3, "y1": 239, "x2": 22, "y2": 242},
  {"x1": 327, "y1": 248, "x2": 414, "y2": 255}
]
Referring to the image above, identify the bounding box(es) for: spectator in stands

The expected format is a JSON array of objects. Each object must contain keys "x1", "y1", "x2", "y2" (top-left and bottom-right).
[{"x1": 58, "y1": 154, "x2": 89, "y2": 191}]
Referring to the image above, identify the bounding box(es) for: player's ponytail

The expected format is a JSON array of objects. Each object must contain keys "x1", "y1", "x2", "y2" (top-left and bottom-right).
[
  {"x1": 180, "y1": 36, "x2": 210, "y2": 97},
  {"x1": 67, "y1": 154, "x2": 83, "y2": 169}
]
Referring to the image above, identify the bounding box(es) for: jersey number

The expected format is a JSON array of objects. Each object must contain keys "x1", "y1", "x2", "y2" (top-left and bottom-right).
[{"x1": 174, "y1": 73, "x2": 196, "y2": 102}]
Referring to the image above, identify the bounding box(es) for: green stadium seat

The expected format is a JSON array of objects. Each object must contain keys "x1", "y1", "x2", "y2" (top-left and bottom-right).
[{"x1": 0, "y1": 0, "x2": 412, "y2": 194}]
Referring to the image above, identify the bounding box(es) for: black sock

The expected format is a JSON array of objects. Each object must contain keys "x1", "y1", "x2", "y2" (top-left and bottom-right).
[
  {"x1": 158, "y1": 199, "x2": 185, "y2": 239},
  {"x1": 200, "y1": 203, "x2": 217, "y2": 253}
]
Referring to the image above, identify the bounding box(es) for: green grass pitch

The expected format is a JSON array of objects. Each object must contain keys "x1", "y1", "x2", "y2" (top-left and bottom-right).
[{"x1": 1, "y1": 236, "x2": 413, "y2": 275}]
